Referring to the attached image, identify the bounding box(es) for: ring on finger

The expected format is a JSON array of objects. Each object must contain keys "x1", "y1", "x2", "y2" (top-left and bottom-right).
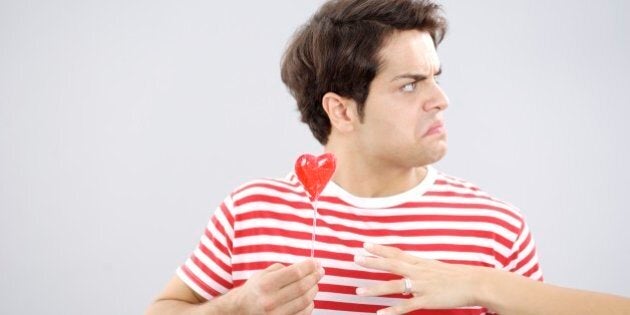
[{"x1": 402, "y1": 278, "x2": 412, "y2": 295}]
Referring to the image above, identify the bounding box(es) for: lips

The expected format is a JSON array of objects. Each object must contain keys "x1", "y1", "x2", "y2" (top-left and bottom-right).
[{"x1": 424, "y1": 121, "x2": 445, "y2": 137}]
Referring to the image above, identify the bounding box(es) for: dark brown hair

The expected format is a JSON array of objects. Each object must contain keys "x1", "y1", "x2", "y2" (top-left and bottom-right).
[{"x1": 281, "y1": 0, "x2": 448, "y2": 145}]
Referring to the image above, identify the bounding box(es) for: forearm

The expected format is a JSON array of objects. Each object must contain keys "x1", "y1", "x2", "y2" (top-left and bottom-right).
[
  {"x1": 145, "y1": 288, "x2": 240, "y2": 315},
  {"x1": 475, "y1": 267, "x2": 630, "y2": 315}
]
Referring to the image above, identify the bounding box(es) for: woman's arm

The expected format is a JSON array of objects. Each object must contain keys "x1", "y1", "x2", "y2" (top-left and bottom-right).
[{"x1": 354, "y1": 243, "x2": 630, "y2": 315}]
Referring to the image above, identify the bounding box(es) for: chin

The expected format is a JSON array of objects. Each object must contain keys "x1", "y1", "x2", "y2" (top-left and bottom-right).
[{"x1": 421, "y1": 142, "x2": 448, "y2": 166}]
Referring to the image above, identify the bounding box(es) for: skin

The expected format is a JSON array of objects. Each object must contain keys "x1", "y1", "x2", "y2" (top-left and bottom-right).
[
  {"x1": 354, "y1": 243, "x2": 630, "y2": 315},
  {"x1": 323, "y1": 30, "x2": 449, "y2": 198},
  {"x1": 145, "y1": 259, "x2": 324, "y2": 315}
]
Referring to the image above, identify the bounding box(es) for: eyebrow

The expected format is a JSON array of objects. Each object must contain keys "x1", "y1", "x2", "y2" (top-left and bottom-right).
[{"x1": 391, "y1": 67, "x2": 442, "y2": 82}]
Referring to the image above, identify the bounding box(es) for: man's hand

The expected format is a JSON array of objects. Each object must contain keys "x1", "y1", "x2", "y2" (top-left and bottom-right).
[{"x1": 231, "y1": 259, "x2": 325, "y2": 315}]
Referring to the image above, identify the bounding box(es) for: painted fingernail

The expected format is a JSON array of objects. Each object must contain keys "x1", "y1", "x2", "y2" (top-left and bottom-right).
[
  {"x1": 354, "y1": 255, "x2": 366, "y2": 264},
  {"x1": 356, "y1": 287, "x2": 366, "y2": 295}
]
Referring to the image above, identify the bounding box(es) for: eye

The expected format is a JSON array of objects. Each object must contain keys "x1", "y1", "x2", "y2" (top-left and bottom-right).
[{"x1": 402, "y1": 82, "x2": 416, "y2": 92}]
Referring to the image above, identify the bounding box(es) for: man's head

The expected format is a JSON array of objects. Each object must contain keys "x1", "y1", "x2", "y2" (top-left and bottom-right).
[{"x1": 281, "y1": 0, "x2": 448, "y2": 146}]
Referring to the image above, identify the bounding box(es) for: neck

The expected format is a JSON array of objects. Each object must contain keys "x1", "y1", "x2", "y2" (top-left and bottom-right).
[{"x1": 324, "y1": 142, "x2": 428, "y2": 198}]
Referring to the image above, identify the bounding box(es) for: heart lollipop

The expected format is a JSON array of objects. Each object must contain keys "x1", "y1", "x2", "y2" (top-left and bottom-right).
[
  {"x1": 295, "y1": 153, "x2": 336, "y2": 201},
  {"x1": 294, "y1": 153, "x2": 336, "y2": 258}
]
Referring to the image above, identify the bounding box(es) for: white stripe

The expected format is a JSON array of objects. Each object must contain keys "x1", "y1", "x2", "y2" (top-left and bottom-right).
[
  {"x1": 234, "y1": 234, "x2": 512, "y2": 258},
  {"x1": 184, "y1": 258, "x2": 230, "y2": 294},
  {"x1": 176, "y1": 267, "x2": 214, "y2": 300},
  {"x1": 193, "y1": 246, "x2": 231, "y2": 282},
  {"x1": 234, "y1": 187, "x2": 522, "y2": 227},
  {"x1": 231, "y1": 252, "x2": 501, "y2": 279},
  {"x1": 199, "y1": 233, "x2": 231, "y2": 267}
]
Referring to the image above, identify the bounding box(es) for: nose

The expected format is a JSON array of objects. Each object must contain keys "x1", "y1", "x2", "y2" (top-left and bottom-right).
[{"x1": 423, "y1": 83, "x2": 449, "y2": 112}]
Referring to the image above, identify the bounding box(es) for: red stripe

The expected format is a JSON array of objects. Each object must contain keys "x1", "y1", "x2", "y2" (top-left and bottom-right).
[
  {"x1": 219, "y1": 203, "x2": 234, "y2": 245},
  {"x1": 204, "y1": 228, "x2": 230, "y2": 258},
  {"x1": 232, "y1": 243, "x2": 504, "y2": 275},
  {"x1": 268, "y1": 178, "x2": 300, "y2": 188},
  {"x1": 237, "y1": 211, "x2": 511, "y2": 247},
  {"x1": 512, "y1": 246, "x2": 536, "y2": 273},
  {"x1": 314, "y1": 299, "x2": 382, "y2": 313},
  {"x1": 522, "y1": 263, "x2": 541, "y2": 278},
  {"x1": 425, "y1": 190, "x2": 493, "y2": 201},
  {"x1": 441, "y1": 259, "x2": 494, "y2": 267},
  {"x1": 393, "y1": 201, "x2": 521, "y2": 222},
  {"x1": 211, "y1": 214, "x2": 232, "y2": 255},
  {"x1": 315, "y1": 300, "x2": 485, "y2": 314},
  {"x1": 233, "y1": 182, "x2": 303, "y2": 197},
  {"x1": 181, "y1": 264, "x2": 221, "y2": 297},
  {"x1": 196, "y1": 242, "x2": 232, "y2": 275},
  {"x1": 435, "y1": 178, "x2": 481, "y2": 191},
  {"x1": 230, "y1": 262, "x2": 398, "y2": 282},
  {"x1": 316, "y1": 207, "x2": 520, "y2": 234},
  {"x1": 190, "y1": 254, "x2": 232, "y2": 289},
  {"x1": 234, "y1": 227, "x2": 506, "y2": 263},
  {"x1": 234, "y1": 195, "x2": 311, "y2": 209}
]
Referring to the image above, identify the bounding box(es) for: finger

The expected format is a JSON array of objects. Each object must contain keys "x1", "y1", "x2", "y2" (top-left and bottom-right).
[
  {"x1": 354, "y1": 255, "x2": 411, "y2": 277},
  {"x1": 271, "y1": 265, "x2": 324, "y2": 308},
  {"x1": 291, "y1": 301, "x2": 314, "y2": 315},
  {"x1": 364, "y1": 243, "x2": 419, "y2": 264},
  {"x1": 377, "y1": 297, "x2": 425, "y2": 315},
  {"x1": 273, "y1": 281, "x2": 318, "y2": 315},
  {"x1": 269, "y1": 259, "x2": 320, "y2": 288},
  {"x1": 356, "y1": 278, "x2": 409, "y2": 297},
  {"x1": 263, "y1": 263, "x2": 285, "y2": 273}
]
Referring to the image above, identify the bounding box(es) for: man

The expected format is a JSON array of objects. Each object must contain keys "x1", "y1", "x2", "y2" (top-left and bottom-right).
[{"x1": 146, "y1": 0, "x2": 542, "y2": 314}]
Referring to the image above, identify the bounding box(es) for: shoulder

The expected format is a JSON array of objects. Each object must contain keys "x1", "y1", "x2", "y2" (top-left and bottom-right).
[
  {"x1": 227, "y1": 173, "x2": 306, "y2": 207},
  {"x1": 430, "y1": 169, "x2": 526, "y2": 224}
]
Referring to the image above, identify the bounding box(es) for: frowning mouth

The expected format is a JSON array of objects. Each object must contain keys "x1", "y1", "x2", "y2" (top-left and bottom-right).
[{"x1": 423, "y1": 121, "x2": 445, "y2": 137}]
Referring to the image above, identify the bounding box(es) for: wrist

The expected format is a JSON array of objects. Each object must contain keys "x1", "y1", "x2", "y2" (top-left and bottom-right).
[
  {"x1": 471, "y1": 266, "x2": 506, "y2": 313},
  {"x1": 205, "y1": 287, "x2": 244, "y2": 315},
  {"x1": 222, "y1": 286, "x2": 245, "y2": 315},
  {"x1": 468, "y1": 266, "x2": 495, "y2": 307}
]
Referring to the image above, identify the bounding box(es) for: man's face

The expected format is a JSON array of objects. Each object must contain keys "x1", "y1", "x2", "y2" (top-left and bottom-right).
[{"x1": 354, "y1": 30, "x2": 449, "y2": 169}]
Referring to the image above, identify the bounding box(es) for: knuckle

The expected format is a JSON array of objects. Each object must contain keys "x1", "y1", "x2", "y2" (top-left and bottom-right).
[
  {"x1": 258, "y1": 278, "x2": 273, "y2": 292},
  {"x1": 297, "y1": 279, "x2": 312, "y2": 293},
  {"x1": 260, "y1": 297, "x2": 275, "y2": 312},
  {"x1": 293, "y1": 267, "x2": 306, "y2": 279}
]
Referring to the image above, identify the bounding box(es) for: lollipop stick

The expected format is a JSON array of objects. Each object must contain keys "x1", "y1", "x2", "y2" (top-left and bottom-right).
[{"x1": 310, "y1": 199, "x2": 318, "y2": 258}]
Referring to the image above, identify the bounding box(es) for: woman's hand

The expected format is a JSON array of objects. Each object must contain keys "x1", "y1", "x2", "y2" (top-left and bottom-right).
[{"x1": 354, "y1": 243, "x2": 482, "y2": 315}]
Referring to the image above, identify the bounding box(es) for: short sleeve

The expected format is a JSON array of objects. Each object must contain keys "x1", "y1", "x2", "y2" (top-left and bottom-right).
[
  {"x1": 503, "y1": 218, "x2": 544, "y2": 281},
  {"x1": 176, "y1": 195, "x2": 236, "y2": 300}
]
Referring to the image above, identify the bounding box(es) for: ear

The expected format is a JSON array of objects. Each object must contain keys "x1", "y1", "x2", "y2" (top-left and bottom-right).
[{"x1": 322, "y1": 92, "x2": 359, "y2": 133}]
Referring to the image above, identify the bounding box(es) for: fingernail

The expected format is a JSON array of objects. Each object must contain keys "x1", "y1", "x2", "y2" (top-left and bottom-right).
[
  {"x1": 377, "y1": 310, "x2": 393, "y2": 315},
  {"x1": 364, "y1": 242, "x2": 375, "y2": 250},
  {"x1": 354, "y1": 255, "x2": 366, "y2": 264},
  {"x1": 356, "y1": 287, "x2": 366, "y2": 295},
  {"x1": 318, "y1": 266, "x2": 325, "y2": 276}
]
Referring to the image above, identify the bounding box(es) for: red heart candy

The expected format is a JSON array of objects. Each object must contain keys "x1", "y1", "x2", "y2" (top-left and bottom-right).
[{"x1": 295, "y1": 153, "x2": 336, "y2": 201}]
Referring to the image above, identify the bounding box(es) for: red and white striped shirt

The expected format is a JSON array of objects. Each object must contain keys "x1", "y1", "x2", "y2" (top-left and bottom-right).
[{"x1": 177, "y1": 166, "x2": 543, "y2": 314}]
